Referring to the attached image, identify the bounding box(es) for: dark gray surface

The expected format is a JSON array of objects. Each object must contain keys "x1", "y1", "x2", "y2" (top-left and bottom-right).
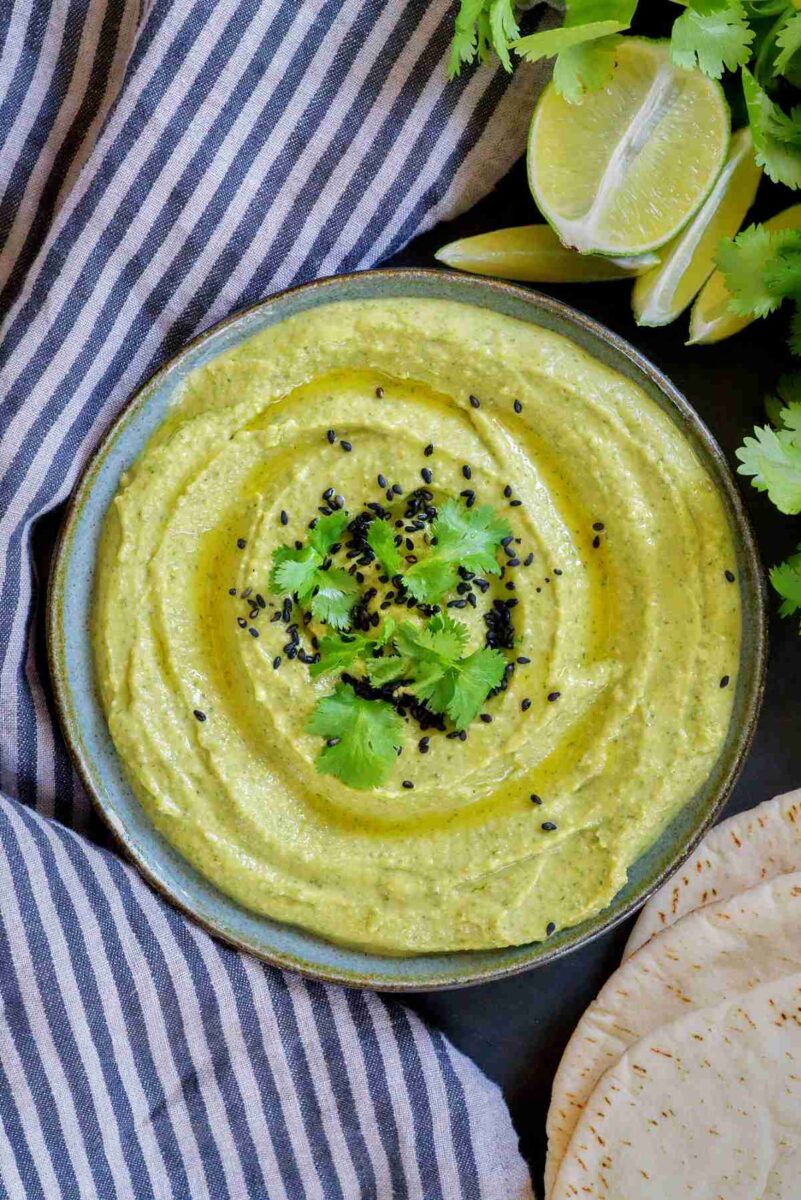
[{"x1": 386, "y1": 160, "x2": 801, "y2": 1188}]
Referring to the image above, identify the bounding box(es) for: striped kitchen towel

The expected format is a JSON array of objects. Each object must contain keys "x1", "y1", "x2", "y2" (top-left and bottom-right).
[{"x1": 0, "y1": 0, "x2": 550, "y2": 1195}]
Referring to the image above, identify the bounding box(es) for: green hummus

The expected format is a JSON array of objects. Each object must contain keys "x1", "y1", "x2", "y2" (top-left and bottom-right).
[{"x1": 94, "y1": 298, "x2": 741, "y2": 954}]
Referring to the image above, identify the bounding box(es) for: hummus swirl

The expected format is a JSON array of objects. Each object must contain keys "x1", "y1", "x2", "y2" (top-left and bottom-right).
[{"x1": 94, "y1": 299, "x2": 741, "y2": 953}]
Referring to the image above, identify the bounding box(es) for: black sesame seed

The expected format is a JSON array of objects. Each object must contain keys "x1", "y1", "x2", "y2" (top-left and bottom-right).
[
  {"x1": 553, "y1": 568, "x2": 563, "y2": 576},
  {"x1": 326, "y1": 737, "x2": 341, "y2": 748},
  {"x1": 295, "y1": 539, "x2": 303, "y2": 551},
  {"x1": 720, "y1": 675, "x2": 731, "y2": 689},
  {"x1": 469, "y1": 394, "x2": 480, "y2": 409},
  {"x1": 510, "y1": 499, "x2": 522, "y2": 507},
  {"x1": 327, "y1": 429, "x2": 336, "y2": 444},
  {"x1": 547, "y1": 691, "x2": 561, "y2": 702},
  {"x1": 419, "y1": 737, "x2": 430, "y2": 754},
  {"x1": 725, "y1": 569, "x2": 736, "y2": 583},
  {"x1": 376, "y1": 386, "x2": 385, "y2": 399},
  {"x1": 521, "y1": 698, "x2": 531, "y2": 711},
  {"x1": 592, "y1": 535, "x2": 601, "y2": 549},
  {"x1": 541, "y1": 821, "x2": 557, "y2": 832},
  {"x1": 249, "y1": 627, "x2": 259, "y2": 638},
  {"x1": 546, "y1": 922, "x2": 556, "y2": 936},
  {"x1": 421, "y1": 467, "x2": 432, "y2": 484},
  {"x1": 249, "y1": 608, "x2": 259, "y2": 619},
  {"x1": 323, "y1": 487, "x2": 335, "y2": 500},
  {"x1": 503, "y1": 485, "x2": 512, "y2": 499},
  {"x1": 378, "y1": 474, "x2": 387, "y2": 488},
  {"x1": 228, "y1": 587, "x2": 237, "y2": 596},
  {"x1": 237, "y1": 617, "x2": 247, "y2": 629},
  {"x1": 280, "y1": 510, "x2": 288, "y2": 526},
  {"x1": 508, "y1": 557, "x2": 520, "y2": 568},
  {"x1": 462, "y1": 464, "x2": 472, "y2": 480},
  {"x1": 256, "y1": 593, "x2": 266, "y2": 609},
  {"x1": 513, "y1": 399, "x2": 523, "y2": 414},
  {"x1": 392, "y1": 483, "x2": 403, "y2": 495},
  {"x1": 273, "y1": 656, "x2": 282, "y2": 669},
  {"x1": 593, "y1": 521, "x2": 605, "y2": 532},
  {"x1": 467, "y1": 593, "x2": 477, "y2": 608},
  {"x1": 517, "y1": 656, "x2": 531, "y2": 665},
  {"x1": 341, "y1": 440, "x2": 352, "y2": 452},
  {"x1": 524, "y1": 553, "x2": 534, "y2": 567},
  {"x1": 402, "y1": 780, "x2": 414, "y2": 789},
  {"x1": 447, "y1": 599, "x2": 467, "y2": 609},
  {"x1": 530, "y1": 794, "x2": 542, "y2": 805},
  {"x1": 236, "y1": 537, "x2": 246, "y2": 549},
  {"x1": 193, "y1": 709, "x2": 206, "y2": 722},
  {"x1": 479, "y1": 714, "x2": 492, "y2": 724},
  {"x1": 424, "y1": 443, "x2": 434, "y2": 457}
]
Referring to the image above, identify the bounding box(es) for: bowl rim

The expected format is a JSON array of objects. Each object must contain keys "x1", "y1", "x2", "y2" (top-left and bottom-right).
[{"x1": 47, "y1": 267, "x2": 768, "y2": 991}]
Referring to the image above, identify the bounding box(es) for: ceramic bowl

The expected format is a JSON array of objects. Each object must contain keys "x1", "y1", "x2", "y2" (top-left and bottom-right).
[{"x1": 48, "y1": 269, "x2": 767, "y2": 990}]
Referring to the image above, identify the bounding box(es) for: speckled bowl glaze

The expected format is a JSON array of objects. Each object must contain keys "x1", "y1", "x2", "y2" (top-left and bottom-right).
[{"x1": 48, "y1": 269, "x2": 767, "y2": 990}]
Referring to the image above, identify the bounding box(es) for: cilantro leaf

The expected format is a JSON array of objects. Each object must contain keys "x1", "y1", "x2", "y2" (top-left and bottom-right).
[
  {"x1": 367, "y1": 656, "x2": 411, "y2": 687},
  {"x1": 488, "y1": 0, "x2": 520, "y2": 73},
  {"x1": 716, "y1": 224, "x2": 785, "y2": 318},
  {"x1": 552, "y1": 35, "x2": 621, "y2": 104},
  {"x1": 391, "y1": 614, "x2": 507, "y2": 730},
  {"x1": 309, "y1": 569, "x2": 359, "y2": 630},
  {"x1": 446, "y1": 648, "x2": 508, "y2": 729},
  {"x1": 763, "y1": 230, "x2": 801, "y2": 303},
  {"x1": 743, "y1": 67, "x2": 801, "y2": 188},
  {"x1": 309, "y1": 511, "x2": 349, "y2": 557},
  {"x1": 774, "y1": 10, "x2": 801, "y2": 76},
  {"x1": 671, "y1": 0, "x2": 754, "y2": 79},
  {"x1": 736, "y1": 422, "x2": 801, "y2": 513},
  {"x1": 311, "y1": 620, "x2": 396, "y2": 678},
  {"x1": 765, "y1": 373, "x2": 801, "y2": 427},
  {"x1": 448, "y1": 0, "x2": 515, "y2": 78},
  {"x1": 770, "y1": 546, "x2": 801, "y2": 619},
  {"x1": 403, "y1": 558, "x2": 459, "y2": 605},
  {"x1": 367, "y1": 517, "x2": 403, "y2": 578},
  {"x1": 432, "y1": 499, "x2": 512, "y2": 573},
  {"x1": 270, "y1": 545, "x2": 320, "y2": 600},
  {"x1": 307, "y1": 684, "x2": 403, "y2": 789}
]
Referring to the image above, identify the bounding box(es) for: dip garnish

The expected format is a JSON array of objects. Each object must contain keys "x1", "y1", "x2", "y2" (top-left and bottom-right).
[
  {"x1": 306, "y1": 683, "x2": 404, "y2": 789},
  {"x1": 403, "y1": 498, "x2": 511, "y2": 603},
  {"x1": 270, "y1": 511, "x2": 359, "y2": 630}
]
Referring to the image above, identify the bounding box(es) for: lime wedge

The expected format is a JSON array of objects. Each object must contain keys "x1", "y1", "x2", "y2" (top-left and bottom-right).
[
  {"x1": 688, "y1": 202, "x2": 801, "y2": 344},
  {"x1": 435, "y1": 225, "x2": 659, "y2": 283},
  {"x1": 632, "y1": 127, "x2": 761, "y2": 327},
  {"x1": 527, "y1": 38, "x2": 730, "y2": 257}
]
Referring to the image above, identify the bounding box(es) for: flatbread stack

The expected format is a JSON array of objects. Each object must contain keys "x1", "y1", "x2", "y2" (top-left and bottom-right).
[{"x1": 545, "y1": 788, "x2": 801, "y2": 1200}]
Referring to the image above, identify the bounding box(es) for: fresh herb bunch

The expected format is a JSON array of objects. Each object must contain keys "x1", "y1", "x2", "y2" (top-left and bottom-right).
[
  {"x1": 450, "y1": 1, "x2": 801, "y2": 156},
  {"x1": 268, "y1": 492, "x2": 520, "y2": 788}
]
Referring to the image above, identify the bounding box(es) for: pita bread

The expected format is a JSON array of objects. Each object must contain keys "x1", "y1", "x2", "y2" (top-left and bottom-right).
[
  {"x1": 625, "y1": 788, "x2": 801, "y2": 959},
  {"x1": 551, "y1": 971, "x2": 801, "y2": 1200},
  {"x1": 544, "y1": 869, "x2": 801, "y2": 1197}
]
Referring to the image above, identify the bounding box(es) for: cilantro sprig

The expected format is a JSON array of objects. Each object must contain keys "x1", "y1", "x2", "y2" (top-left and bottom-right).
[
  {"x1": 306, "y1": 683, "x2": 404, "y2": 788},
  {"x1": 270, "y1": 511, "x2": 358, "y2": 630},
  {"x1": 403, "y1": 499, "x2": 511, "y2": 604},
  {"x1": 771, "y1": 545, "x2": 801, "y2": 625},
  {"x1": 388, "y1": 613, "x2": 507, "y2": 729}
]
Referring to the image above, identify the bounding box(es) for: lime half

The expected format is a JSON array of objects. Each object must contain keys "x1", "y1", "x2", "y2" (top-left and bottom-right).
[
  {"x1": 632, "y1": 127, "x2": 761, "y2": 327},
  {"x1": 435, "y1": 225, "x2": 658, "y2": 283},
  {"x1": 689, "y1": 203, "x2": 801, "y2": 345},
  {"x1": 527, "y1": 38, "x2": 730, "y2": 257}
]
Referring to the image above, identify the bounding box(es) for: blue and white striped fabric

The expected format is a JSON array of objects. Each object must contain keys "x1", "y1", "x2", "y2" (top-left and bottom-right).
[{"x1": 0, "y1": 1, "x2": 550, "y2": 1194}]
